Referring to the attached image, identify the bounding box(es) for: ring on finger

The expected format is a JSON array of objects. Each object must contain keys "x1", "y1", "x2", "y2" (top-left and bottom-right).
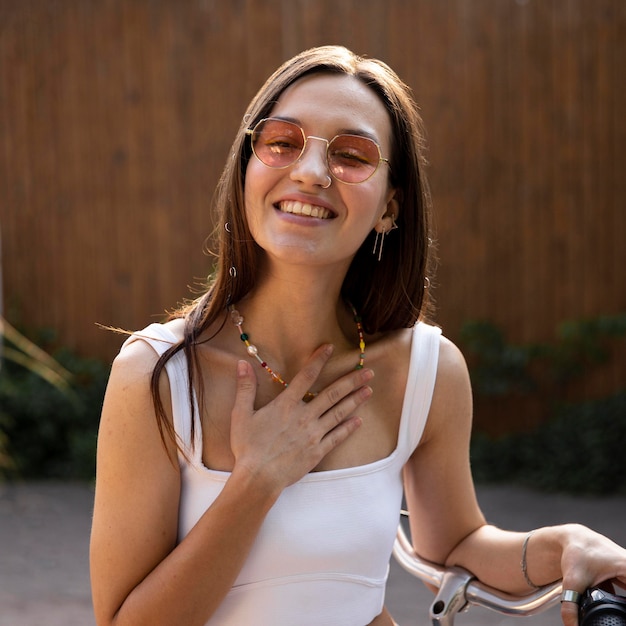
[{"x1": 561, "y1": 589, "x2": 582, "y2": 604}]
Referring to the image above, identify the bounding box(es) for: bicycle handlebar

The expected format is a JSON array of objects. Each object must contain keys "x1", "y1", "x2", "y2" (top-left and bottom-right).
[{"x1": 393, "y1": 517, "x2": 563, "y2": 625}]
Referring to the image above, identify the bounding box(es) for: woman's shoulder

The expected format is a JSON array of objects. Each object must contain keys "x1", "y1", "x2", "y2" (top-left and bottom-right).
[
  {"x1": 387, "y1": 323, "x2": 466, "y2": 386},
  {"x1": 372, "y1": 321, "x2": 444, "y2": 358},
  {"x1": 123, "y1": 318, "x2": 186, "y2": 348},
  {"x1": 428, "y1": 332, "x2": 473, "y2": 430},
  {"x1": 435, "y1": 332, "x2": 470, "y2": 383},
  {"x1": 113, "y1": 318, "x2": 187, "y2": 375},
  {"x1": 133, "y1": 318, "x2": 186, "y2": 343}
]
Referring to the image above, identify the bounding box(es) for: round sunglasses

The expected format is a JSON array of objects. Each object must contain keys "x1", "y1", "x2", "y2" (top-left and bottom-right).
[{"x1": 246, "y1": 118, "x2": 391, "y2": 184}]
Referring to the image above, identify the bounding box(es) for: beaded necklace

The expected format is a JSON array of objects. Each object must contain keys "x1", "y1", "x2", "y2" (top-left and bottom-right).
[{"x1": 229, "y1": 303, "x2": 365, "y2": 402}]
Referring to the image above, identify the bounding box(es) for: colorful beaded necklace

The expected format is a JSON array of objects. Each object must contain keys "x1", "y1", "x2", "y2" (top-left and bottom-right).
[{"x1": 229, "y1": 303, "x2": 365, "y2": 402}]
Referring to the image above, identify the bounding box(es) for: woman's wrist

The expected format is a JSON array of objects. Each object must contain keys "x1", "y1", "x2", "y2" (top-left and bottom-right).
[
  {"x1": 526, "y1": 524, "x2": 579, "y2": 588},
  {"x1": 229, "y1": 462, "x2": 284, "y2": 511},
  {"x1": 521, "y1": 530, "x2": 541, "y2": 589}
]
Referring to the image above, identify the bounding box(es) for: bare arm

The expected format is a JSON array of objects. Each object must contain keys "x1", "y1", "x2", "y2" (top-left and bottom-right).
[
  {"x1": 90, "y1": 342, "x2": 372, "y2": 626},
  {"x1": 403, "y1": 336, "x2": 626, "y2": 626}
]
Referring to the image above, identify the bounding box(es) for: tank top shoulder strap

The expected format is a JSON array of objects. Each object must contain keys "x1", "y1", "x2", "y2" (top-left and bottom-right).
[
  {"x1": 396, "y1": 322, "x2": 442, "y2": 461},
  {"x1": 121, "y1": 324, "x2": 200, "y2": 461}
]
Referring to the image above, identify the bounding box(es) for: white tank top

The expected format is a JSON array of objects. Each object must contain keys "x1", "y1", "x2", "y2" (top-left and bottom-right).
[{"x1": 124, "y1": 321, "x2": 441, "y2": 626}]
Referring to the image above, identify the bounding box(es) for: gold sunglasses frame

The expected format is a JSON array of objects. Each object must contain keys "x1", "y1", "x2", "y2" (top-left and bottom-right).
[{"x1": 245, "y1": 117, "x2": 391, "y2": 185}]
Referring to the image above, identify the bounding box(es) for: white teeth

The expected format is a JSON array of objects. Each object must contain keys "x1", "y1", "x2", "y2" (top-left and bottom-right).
[{"x1": 278, "y1": 200, "x2": 331, "y2": 220}]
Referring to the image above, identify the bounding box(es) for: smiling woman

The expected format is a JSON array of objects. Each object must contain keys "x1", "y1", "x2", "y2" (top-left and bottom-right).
[
  {"x1": 89, "y1": 45, "x2": 626, "y2": 626},
  {"x1": 243, "y1": 72, "x2": 398, "y2": 271}
]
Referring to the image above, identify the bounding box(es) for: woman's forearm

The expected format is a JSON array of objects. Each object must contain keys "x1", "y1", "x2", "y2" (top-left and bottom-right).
[
  {"x1": 103, "y1": 467, "x2": 280, "y2": 626},
  {"x1": 444, "y1": 523, "x2": 565, "y2": 595}
]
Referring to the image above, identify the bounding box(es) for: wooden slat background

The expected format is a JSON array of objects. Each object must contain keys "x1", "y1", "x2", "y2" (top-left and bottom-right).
[{"x1": 1, "y1": 0, "x2": 624, "y2": 432}]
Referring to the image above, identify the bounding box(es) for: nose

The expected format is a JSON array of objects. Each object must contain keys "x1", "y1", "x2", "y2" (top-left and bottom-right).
[{"x1": 289, "y1": 135, "x2": 330, "y2": 188}]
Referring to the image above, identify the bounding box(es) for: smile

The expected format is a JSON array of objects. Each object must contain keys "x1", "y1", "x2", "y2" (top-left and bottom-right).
[{"x1": 276, "y1": 200, "x2": 333, "y2": 220}]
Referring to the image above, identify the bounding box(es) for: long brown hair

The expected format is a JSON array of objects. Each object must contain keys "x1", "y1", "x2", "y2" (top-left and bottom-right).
[{"x1": 150, "y1": 45, "x2": 436, "y2": 452}]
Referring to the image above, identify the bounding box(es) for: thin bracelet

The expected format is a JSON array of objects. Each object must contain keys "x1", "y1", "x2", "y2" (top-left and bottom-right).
[{"x1": 521, "y1": 530, "x2": 541, "y2": 590}]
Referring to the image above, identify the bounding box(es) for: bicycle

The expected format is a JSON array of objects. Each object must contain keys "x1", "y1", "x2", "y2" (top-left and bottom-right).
[{"x1": 393, "y1": 512, "x2": 626, "y2": 626}]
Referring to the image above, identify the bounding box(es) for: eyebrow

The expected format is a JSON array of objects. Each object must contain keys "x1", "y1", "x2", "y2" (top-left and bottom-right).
[{"x1": 271, "y1": 115, "x2": 381, "y2": 143}]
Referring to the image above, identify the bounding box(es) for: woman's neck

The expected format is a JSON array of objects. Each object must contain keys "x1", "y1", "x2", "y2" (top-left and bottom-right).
[{"x1": 229, "y1": 264, "x2": 358, "y2": 376}]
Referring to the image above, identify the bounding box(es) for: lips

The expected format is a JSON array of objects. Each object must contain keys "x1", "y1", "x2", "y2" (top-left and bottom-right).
[{"x1": 276, "y1": 200, "x2": 334, "y2": 220}]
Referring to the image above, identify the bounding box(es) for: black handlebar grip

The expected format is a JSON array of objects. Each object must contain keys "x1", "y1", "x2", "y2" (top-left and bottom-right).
[
  {"x1": 581, "y1": 616, "x2": 626, "y2": 626},
  {"x1": 580, "y1": 588, "x2": 626, "y2": 626}
]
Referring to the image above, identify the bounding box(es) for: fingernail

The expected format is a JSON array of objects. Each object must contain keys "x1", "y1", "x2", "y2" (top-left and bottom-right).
[
  {"x1": 237, "y1": 360, "x2": 248, "y2": 377},
  {"x1": 361, "y1": 368, "x2": 374, "y2": 381},
  {"x1": 324, "y1": 344, "x2": 334, "y2": 357},
  {"x1": 359, "y1": 386, "x2": 373, "y2": 400}
]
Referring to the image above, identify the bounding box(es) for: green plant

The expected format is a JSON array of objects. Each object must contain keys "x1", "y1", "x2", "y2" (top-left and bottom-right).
[
  {"x1": 0, "y1": 323, "x2": 109, "y2": 480},
  {"x1": 546, "y1": 314, "x2": 626, "y2": 384},
  {"x1": 460, "y1": 314, "x2": 626, "y2": 396},
  {"x1": 470, "y1": 391, "x2": 626, "y2": 494},
  {"x1": 0, "y1": 316, "x2": 73, "y2": 390},
  {"x1": 462, "y1": 314, "x2": 626, "y2": 494},
  {"x1": 459, "y1": 321, "x2": 537, "y2": 396}
]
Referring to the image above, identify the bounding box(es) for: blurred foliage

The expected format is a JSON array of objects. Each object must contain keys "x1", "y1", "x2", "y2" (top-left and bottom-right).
[
  {"x1": 461, "y1": 314, "x2": 626, "y2": 494},
  {"x1": 470, "y1": 391, "x2": 626, "y2": 494},
  {"x1": 0, "y1": 323, "x2": 109, "y2": 481},
  {"x1": 461, "y1": 314, "x2": 626, "y2": 396},
  {"x1": 0, "y1": 316, "x2": 73, "y2": 391}
]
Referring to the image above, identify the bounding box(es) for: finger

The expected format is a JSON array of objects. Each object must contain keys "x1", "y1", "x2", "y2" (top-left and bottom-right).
[
  {"x1": 560, "y1": 599, "x2": 580, "y2": 626},
  {"x1": 231, "y1": 360, "x2": 257, "y2": 419},
  {"x1": 313, "y1": 366, "x2": 375, "y2": 414},
  {"x1": 286, "y1": 344, "x2": 334, "y2": 400},
  {"x1": 318, "y1": 414, "x2": 363, "y2": 458},
  {"x1": 318, "y1": 383, "x2": 373, "y2": 434},
  {"x1": 560, "y1": 586, "x2": 585, "y2": 626}
]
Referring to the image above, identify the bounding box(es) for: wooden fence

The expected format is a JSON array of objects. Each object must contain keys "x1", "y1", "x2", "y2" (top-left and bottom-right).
[{"x1": 1, "y1": 0, "x2": 624, "y2": 433}]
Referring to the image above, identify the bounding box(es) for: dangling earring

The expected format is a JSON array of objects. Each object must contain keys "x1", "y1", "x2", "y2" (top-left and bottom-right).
[
  {"x1": 372, "y1": 215, "x2": 398, "y2": 262},
  {"x1": 372, "y1": 227, "x2": 386, "y2": 262}
]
